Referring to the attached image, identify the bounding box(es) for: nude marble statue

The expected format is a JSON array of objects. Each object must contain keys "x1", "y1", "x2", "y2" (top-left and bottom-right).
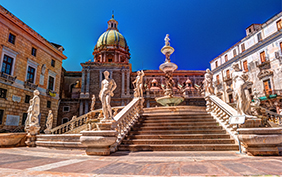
[
  {"x1": 90, "y1": 94, "x2": 96, "y2": 111},
  {"x1": 44, "y1": 110, "x2": 53, "y2": 134},
  {"x1": 133, "y1": 70, "x2": 144, "y2": 97},
  {"x1": 99, "y1": 71, "x2": 117, "y2": 121},
  {"x1": 25, "y1": 89, "x2": 41, "y2": 134},
  {"x1": 204, "y1": 68, "x2": 214, "y2": 96}
]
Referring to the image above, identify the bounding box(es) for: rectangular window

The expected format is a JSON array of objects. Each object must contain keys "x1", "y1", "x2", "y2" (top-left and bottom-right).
[
  {"x1": 8, "y1": 33, "x2": 16, "y2": 44},
  {"x1": 216, "y1": 75, "x2": 219, "y2": 84},
  {"x1": 47, "y1": 101, "x2": 51, "y2": 108},
  {"x1": 241, "y1": 43, "x2": 245, "y2": 52},
  {"x1": 48, "y1": 76, "x2": 54, "y2": 90},
  {"x1": 257, "y1": 33, "x2": 262, "y2": 41},
  {"x1": 51, "y1": 59, "x2": 55, "y2": 67},
  {"x1": 277, "y1": 19, "x2": 282, "y2": 31},
  {"x1": 0, "y1": 109, "x2": 3, "y2": 125},
  {"x1": 260, "y1": 51, "x2": 266, "y2": 63},
  {"x1": 31, "y1": 47, "x2": 37, "y2": 57},
  {"x1": 280, "y1": 42, "x2": 282, "y2": 52},
  {"x1": 263, "y1": 79, "x2": 272, "y2": 95},
  {"x1": 233, "y1": 49, "x2": 237, "y2": 57},
  {"x1": 243, "y1": 60, "x2": 248, "y2": 72},
  {"x1": 22, "y1": 113, "x2": 27, "y2": 125},
  {"x1": 226, "y1": 69, "x2": 230, "y2": 78},
  {"x1": 1, "y1": 55, "x2": 14, "y2": 75},
  {"x1": 215, "y1": 61, "x2": 218, "y2": 68},
  {"x1": 229, "y1": 94, "x2": 233, "y2": 103},
  {"x1": 63, "y1": 106, "x2": 70, "y2": 112},
  {"x1": 225, "y1": 54, "x2": 228, "y2": 62},
  {"x1": 26, "y1": 66, "x2": 35, "y2": 83},
  {"x1": 0, "y1": 88, "x2": 7, "y2": 99},
  {"x1": 25, "y1": 95, "x2": 31, "y2": 103}
]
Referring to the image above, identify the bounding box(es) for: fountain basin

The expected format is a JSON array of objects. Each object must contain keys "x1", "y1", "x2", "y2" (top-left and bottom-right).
[
  {"x1": 161, "y1": 46, "x2": 175, "y2": 55},
  {"x1": 159, "y1": 62, "x2": 178, "y2": 73},
  {"x1": 156, "y1": 96, "x2": 184, "y2": 106}
]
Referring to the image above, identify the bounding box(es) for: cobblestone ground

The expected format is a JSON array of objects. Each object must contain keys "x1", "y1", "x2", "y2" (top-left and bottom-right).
[{"x1": 0, "y1": 147, "x2": 282, "y2": 176}]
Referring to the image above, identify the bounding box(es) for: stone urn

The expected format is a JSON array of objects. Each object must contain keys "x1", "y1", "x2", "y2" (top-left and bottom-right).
[{"x1": 80, "y1": 130, "x2": 118, "y2": 155}]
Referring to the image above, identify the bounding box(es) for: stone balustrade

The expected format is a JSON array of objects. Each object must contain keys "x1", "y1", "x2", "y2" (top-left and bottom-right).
[
  {"x1": 50, "y1": 106, "x2": 124, "y2": 134},
  {"x1": 80, "y1": 97, "x2": 144, "y2": 155},
  {"x1": 206, "y1": 95, "x2": 282, "y2": 155},
  {"x1": 0, "y1": 72, "x2": 17, "y2": 83}
]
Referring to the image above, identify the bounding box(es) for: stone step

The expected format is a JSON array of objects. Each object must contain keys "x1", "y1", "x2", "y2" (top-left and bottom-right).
[
  {"x1": 129, "y1": 129, "x2": 226, "y2": 135},
  {"x1": 36, "y1": 141, "x2": 85, "y2": 149},
  {"x1": 141, "y1": 114, "x2": 211, "y2": 119},
  {"x1": 126, "y1": 134, "x2": 231, "y2": 140},
  {"x1": 118, "y1": 144, "x2": 239, "y2": 151},
  {"x1": 142, "y1": 118, "x2": 216, "y2": 123},
  {"x1": 36, "y1": 134, "x2": 81, "y2": 142},
  {"x1": 122, "y1": 139, "x2": 235, "y2": 145},
  {"x1": 131, "y1": 125, "x2": 222, "y2": 131},
  {"x1": 137, "y1": 122, "x2": 219, "y2": 127}
]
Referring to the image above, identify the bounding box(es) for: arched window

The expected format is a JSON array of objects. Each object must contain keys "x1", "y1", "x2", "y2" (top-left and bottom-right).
[{"x1": 62, "y1": 117, "x2": 69, "y2": 124}]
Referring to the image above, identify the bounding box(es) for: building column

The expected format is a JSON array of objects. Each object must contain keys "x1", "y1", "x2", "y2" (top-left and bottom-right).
[
  {"x1": 79, "y1": 101, "x2": 84, "y2": 116},
  {"x1": 121, "y1": 69, "x2": 125, "y2": 96},
  {"x1": 146, "y1": 100, "x2": 150, "y2": 108},
  {"x1": 84, "y1": 100, "x2": 89, "y2": 114},
  {"x1": 110, "y1": 70, "x2": 113, "y2": 79},
  {"x1": 86, "y1": 69, "x2": 90, "y2": 94},
  {"x1": 99, "y1": 70, "x2": 103, "y2": 88},
  {"x1": 122, "y1": 99, "x2": 125, "y2": 106},
  {"x1": 103, "y1": 52, "x2": 106, "y2": 62},
  {"x1": 115, "y1": 52, "x2": 118, "y2": 62},
  {"x1": 81, "y1": 69, "x2": 85, "y2": 94},
  {"x1": 126, "y1": 69, "x2": 130, "y2": 96}
]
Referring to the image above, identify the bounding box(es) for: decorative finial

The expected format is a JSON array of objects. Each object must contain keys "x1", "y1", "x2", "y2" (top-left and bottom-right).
[{"x1": 112, "y1": 10, "x2": 114, "y2": 18}]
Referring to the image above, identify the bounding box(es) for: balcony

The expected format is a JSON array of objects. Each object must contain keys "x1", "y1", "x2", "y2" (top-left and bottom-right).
[
  {"x1": 24, "y1": 81, "x2": 38, "y2": 90},
  {"x1": 46, "y1": 89, "x2": 57, "y2": 97},
  {"x1": 275, "y1": 51, "x2": 282, "y2": 64},
  {"x1": 0, "y1": 72, "x2": 17, "y2": 84},
  {"x1": 255, "y1": 57, "x2": 270, "y2": 70},
  {"x1": 223, "y1": 76, "x2": 232, "y2": 82}
]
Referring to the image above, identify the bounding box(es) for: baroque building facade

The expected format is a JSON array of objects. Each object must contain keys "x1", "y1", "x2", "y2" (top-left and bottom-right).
[
  {"x1": 0, "y1": 5, "x2": 67, "y2": 130},
  {"x1": 210, "y1": 11, "x2": 282, "y2": 112},
  {"x1": 58, "y1": 15, "x2": 205, "y2": 125}
]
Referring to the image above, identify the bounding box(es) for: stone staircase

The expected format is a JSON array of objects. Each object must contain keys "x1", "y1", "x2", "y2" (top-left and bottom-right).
[{"x1": 118, "y1": 106, "x2": 238, "y2": 151}]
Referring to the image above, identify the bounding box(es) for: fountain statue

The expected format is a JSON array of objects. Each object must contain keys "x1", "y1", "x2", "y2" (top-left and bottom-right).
[{"x1": 155, "y1": 34, "x2": 184, "y2": 106}]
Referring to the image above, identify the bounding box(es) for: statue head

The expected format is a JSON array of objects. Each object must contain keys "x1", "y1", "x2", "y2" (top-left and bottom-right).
[
  {"x1": 34, "y1": 90, "x2": 40, "y2": 96},
  {"x1": 231, "y1": 62, "x2": 240, "y2": 71},
  {"x1": 49, "y1": 110, "x2": 52, "y2": 114},
  {"x1": 103, "y1": 71, "x2": 110, "y2": 78},
  {"x1": 92, "y1": 94, "x2": 95, "y2": 98},
  {"x1": 206, "y1": 68, "x2": 210, "y2": 73},
  {"x1": 137, "y1": 71, "x2": 140, "y2": 75}
]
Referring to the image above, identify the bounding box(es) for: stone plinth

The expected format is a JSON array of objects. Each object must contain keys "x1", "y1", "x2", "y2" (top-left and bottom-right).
[
  {"x1": 238, "y1": 128, "x2": 282, "y2": 156},
  {"x1": 80, "y1": 130, "x2": 117, "y2": 155},
  {"x1": 240, "y1": 116, "x2": 261, "y2": 128},
  {"x1": 0, "y1": 133, "x2": 27, "y2": 147}
]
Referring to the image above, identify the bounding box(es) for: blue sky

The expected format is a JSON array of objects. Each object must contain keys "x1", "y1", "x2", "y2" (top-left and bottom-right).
[{"x1": 1, "y1": 0, "x2": 281, "y2": 72}]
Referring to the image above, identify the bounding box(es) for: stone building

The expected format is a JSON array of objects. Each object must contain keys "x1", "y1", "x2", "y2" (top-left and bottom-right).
[
  {"x1": 58, "y1": 15, "x2": 205, "y2": 125},
  {"x1": 0, "y1": 5, "x2": 67, "y2": 130},
  {"x1": 210, "y1": 11, "x2": 282, "y2": 112}
]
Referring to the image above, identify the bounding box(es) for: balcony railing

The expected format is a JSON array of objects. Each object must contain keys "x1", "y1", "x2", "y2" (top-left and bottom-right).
[
  {"x1": 223, "y1": 76, "x2": 232, "y2": 82},
  {"x1": 0, "y1": 72, "x2": 17, "y2": 83},
  {"x1": 255, "y1": 57, "x2": 270, "y2": 70},
  {"x1": 24, "y1": 81, "x2": 38, "y2": 90},
  {"x1": 46, "y1": 89, "x2": 57, "y2": 97}
]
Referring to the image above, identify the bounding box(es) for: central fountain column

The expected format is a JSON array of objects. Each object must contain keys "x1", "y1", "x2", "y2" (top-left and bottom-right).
[{"x1": 155, "y1": 34, "x2": 184, "y2": 106}]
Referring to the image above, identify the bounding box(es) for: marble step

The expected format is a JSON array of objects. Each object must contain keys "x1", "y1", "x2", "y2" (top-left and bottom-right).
[
  {"x1": 126, "y1": 134, "x2": 231, "y2": 140},
  {"x1": 122, "y1": 139, "x2": 235, "y2": 145},
  {"x1": 142, "y1": 118, "x2": 216, "y2": 123},
  {"x1": 141, "y1": 114, "x2": 212, "y2": 118},
  {"x1": 137, "y1": 122, "x2": 219, "y2": 127},
  {"x1": 129, "y1": 129, "x2": 226, "y2": 135},
  {"x1": 118, "y1": 144, "x2": 239, "y2": 151},
  {"x1": 131, "y1": 125, "x2": 222, "y2": 131}
]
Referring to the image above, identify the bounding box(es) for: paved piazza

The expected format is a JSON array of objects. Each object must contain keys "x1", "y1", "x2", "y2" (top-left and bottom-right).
[{"x1": 0, "y1": 147, "x2": 281, "y2": 176}]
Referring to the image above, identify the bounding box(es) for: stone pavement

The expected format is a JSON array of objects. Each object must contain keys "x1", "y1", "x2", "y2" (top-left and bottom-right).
[{"x1": 0, "y1": 147, "x2": 282, "y2": 176}]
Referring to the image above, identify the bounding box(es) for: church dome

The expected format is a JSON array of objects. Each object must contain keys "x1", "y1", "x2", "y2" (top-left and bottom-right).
[{"x1": 96, "y1": 29, "x2": 127, "y2": 48}]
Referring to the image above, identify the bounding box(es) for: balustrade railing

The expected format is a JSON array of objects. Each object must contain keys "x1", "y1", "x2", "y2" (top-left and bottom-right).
[
  {"x1": 205, "y1": 95, "x2": 239, "y2": 142},
  {"x1": 110, "y1": 97, "x2": 144, "y2": 152},
  {"x1": 50, "y1": 106, "x2": 124, "y2": 134},
  {"x1": 145, "y1": 90, "x2": 202, "y2": 98},
  {"x1": 0, "y1": 72, "x2": 17, "y2": 83}
]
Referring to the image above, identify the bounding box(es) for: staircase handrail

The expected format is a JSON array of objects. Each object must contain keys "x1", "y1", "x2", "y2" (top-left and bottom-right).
[
  {"x1": 205, "y1": 95, "x2": 238, "y2": 142},
  {"x1": 50, "y1": 106, "x2": 124, "y2": 134},
  {"x1": 110, "y1": 97, "x2": 144, "y2": 152}
]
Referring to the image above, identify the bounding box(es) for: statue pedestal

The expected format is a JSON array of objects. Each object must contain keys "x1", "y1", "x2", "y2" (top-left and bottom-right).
[
  {"x1": 80, "y1": 122, "x2": 117, "y2": 156},
  {"x1": 25, "y1": 125, "x2": 40, "y2": 147},
  {"x1": 240, "y1": 115, "x2": 261, "y2": 128}
]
